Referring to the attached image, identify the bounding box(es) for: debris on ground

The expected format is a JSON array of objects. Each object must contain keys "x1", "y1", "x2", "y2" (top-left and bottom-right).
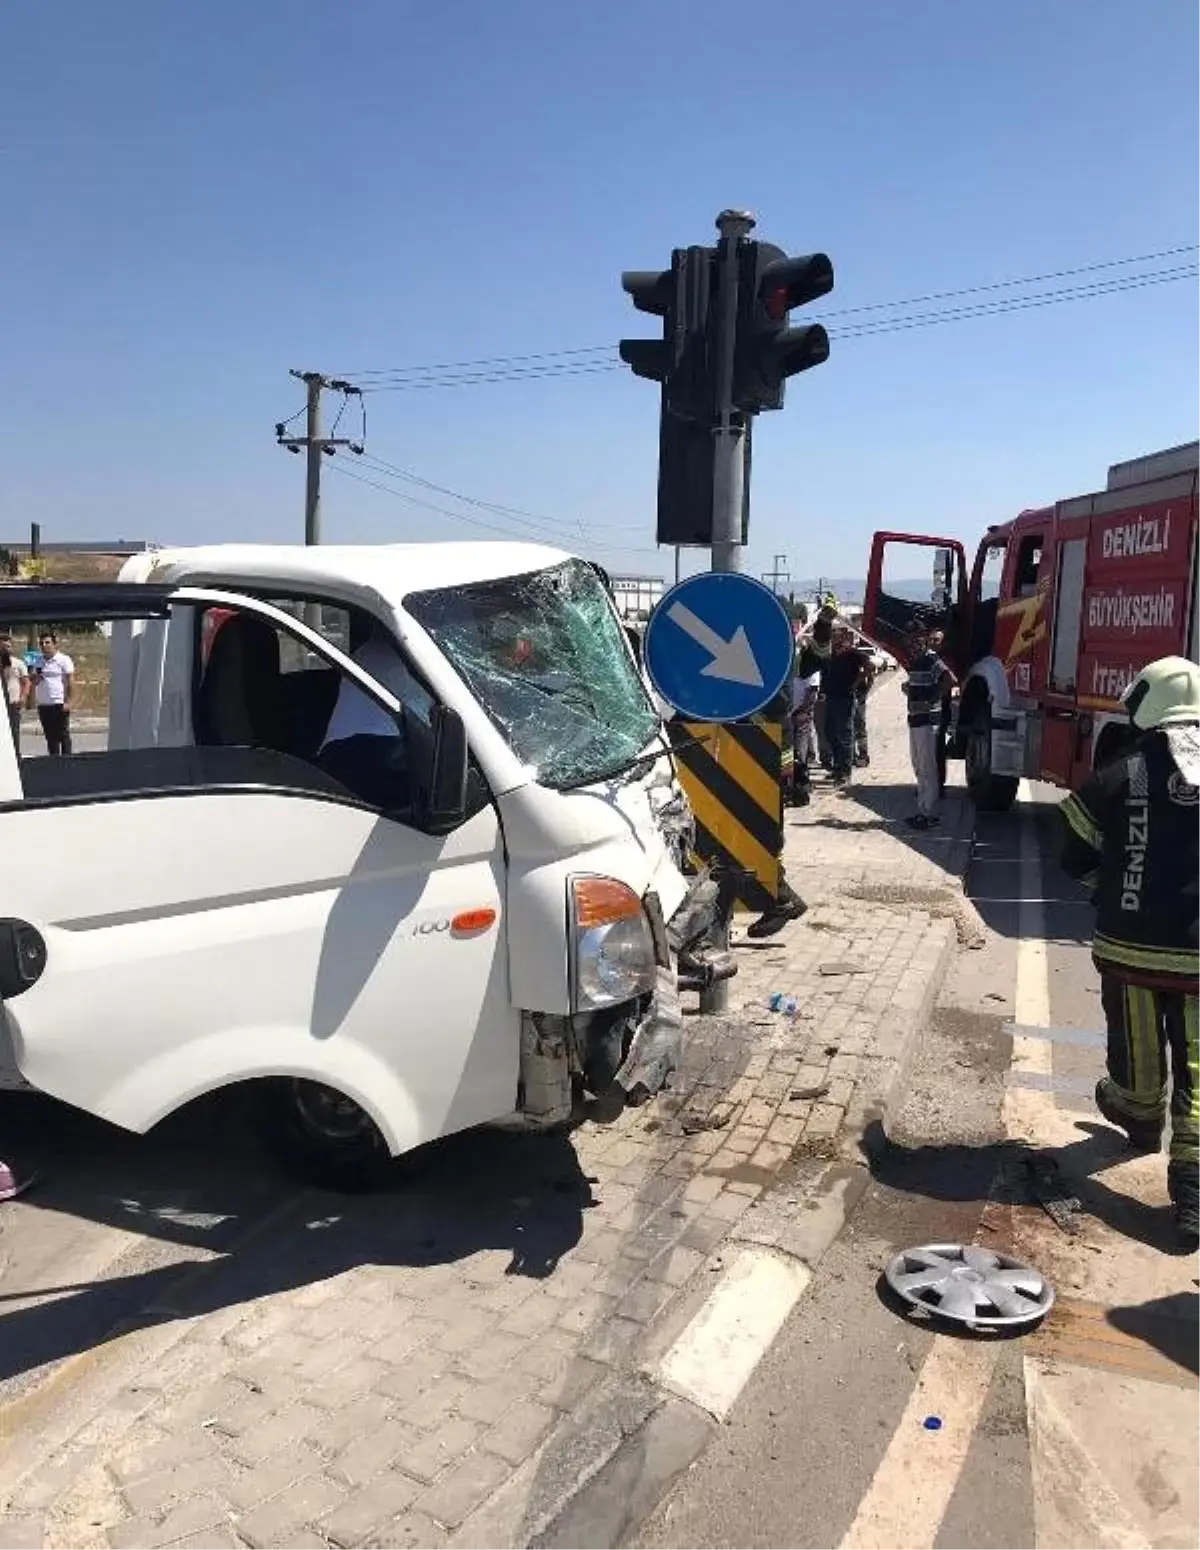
[
  {"x1": 768, "y1": 992, "x2": 800, "y2": 1015},
  {"x1": 1023, "y1": 1153, "x2": 1084, "y2": 1236},
  {"x1": 790, "y1": 1082, "x2": 831, "y2": 1101},
  {"x1": 679, "y1": 1104, "x2": 734, "y2": 1134}
]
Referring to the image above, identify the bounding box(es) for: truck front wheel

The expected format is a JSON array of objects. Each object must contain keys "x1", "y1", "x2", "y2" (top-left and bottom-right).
[
  {"x1": 259, "y1": 1078, "x2": 394, "y2": 1192},
  {"x1": 965, "y1": 704, "x2": 1019, "y2": 813}
]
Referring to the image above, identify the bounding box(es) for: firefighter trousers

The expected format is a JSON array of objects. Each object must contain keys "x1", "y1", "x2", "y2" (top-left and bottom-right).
[{"x1": 1100, "y1": 974, "x2": 1199, "y2": 1166}]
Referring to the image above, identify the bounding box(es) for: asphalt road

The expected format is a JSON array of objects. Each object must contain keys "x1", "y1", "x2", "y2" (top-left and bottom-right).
[{"x1": 636, "y1": 781, "x2": 1155, "y2": 1550}]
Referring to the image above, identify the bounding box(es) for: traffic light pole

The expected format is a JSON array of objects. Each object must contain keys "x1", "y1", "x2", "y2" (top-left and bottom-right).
[
  {"x1": 710, "y1": 209, "x2": 755, "y2": 576},
  {"x1": 701, "y1": 209, "x2": 756, "y2": 1012}
]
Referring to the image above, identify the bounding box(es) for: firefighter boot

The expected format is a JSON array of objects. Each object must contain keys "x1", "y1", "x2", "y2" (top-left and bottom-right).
[
  {"x1": 1167, "y1": 1161, "x2": 1199, "y2": 1249},
  {"x1": 1095, "y1": 1077, "x2": 1164, "y2": 1153}
]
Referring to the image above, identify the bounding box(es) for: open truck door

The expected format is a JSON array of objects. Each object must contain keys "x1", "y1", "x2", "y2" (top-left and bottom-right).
[
  {"x1": 863, "y1": 532, "x2": 968, "y2": 670},
  {"x1": 0, "y1": 583, "x2": 515, "y2": 1187}
]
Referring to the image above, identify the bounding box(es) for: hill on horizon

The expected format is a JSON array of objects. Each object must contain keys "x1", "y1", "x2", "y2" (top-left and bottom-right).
[{"x1": 780, "y1": 578, "x2": 938, "y2": 607}]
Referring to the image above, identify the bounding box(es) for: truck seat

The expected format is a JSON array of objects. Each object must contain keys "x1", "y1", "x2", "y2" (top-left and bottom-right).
[{"x1": 195, "y1": 613, "x2": 285, "y2": 750}]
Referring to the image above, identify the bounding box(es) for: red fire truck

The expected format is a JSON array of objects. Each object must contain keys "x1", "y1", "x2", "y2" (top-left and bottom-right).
[{"x1": 863, "y1": 441, "x2": 1199, "y2": 811}]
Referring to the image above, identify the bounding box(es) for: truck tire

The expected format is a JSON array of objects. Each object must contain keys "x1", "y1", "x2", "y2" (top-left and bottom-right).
[
  {"x1": 259, "y1": 1078, "x2": 394, "y2": 1193},
  {"x1": 965, "y1": 704, "x2": 1019, "y2": 813}
]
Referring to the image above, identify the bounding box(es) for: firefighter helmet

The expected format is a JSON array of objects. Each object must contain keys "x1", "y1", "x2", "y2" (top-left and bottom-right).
[{"x1": 1121, "y1": 656, "x2": 1200, "y2": 730}]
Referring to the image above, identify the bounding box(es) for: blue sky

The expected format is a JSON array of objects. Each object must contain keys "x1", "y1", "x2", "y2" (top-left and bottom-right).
[{"x1": 4, "y1": 0, "x2": 1197, "y2": 585}]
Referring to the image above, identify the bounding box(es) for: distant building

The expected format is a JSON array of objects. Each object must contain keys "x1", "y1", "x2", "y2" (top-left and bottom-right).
[{"x1": 610, "y1": 573, "x2": 665, "y2": 622}]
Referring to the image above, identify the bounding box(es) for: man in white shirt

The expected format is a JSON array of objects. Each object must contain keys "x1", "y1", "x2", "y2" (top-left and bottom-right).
[
  {"x1": 318, "y1": 628, "x2": 433, "y2": 809},
  {"x1": 33, "y1": 632, "x2": 74, "y2": 757},
  {"x1": 1, "y1": 633, "x2": 29, "y2": 755}
]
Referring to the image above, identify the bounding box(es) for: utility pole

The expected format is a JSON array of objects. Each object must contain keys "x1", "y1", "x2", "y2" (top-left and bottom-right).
[
  {"x1": 710, "y1": 209, "x2": 756, "y2": 576},
  {"x1": 763, "y1": 553, "x2": 790, "y2": 594},
  {"x1": 275, "y1": 371, "x2": 364, "y2": 545}
]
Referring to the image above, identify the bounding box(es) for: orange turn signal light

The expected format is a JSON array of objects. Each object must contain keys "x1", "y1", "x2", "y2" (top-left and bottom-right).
[
  {"x1": 452, "y1": 908, "x2": 497, "y2": 935},
  {"x1": 572, "y1": 877, "x2": 643, "y2": 929}
]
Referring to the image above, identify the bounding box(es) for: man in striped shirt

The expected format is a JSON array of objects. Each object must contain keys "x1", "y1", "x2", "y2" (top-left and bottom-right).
[{"x1": 903, "y1": 625, "x2": 955, "y2": 830}]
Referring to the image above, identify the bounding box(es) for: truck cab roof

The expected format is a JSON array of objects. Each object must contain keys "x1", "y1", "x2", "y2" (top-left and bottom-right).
[{"x1": 128, "y1": 540, "x2": 576, "y2": 604}]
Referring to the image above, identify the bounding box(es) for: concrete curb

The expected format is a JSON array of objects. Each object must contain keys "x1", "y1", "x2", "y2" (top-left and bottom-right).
[{"x1": 528, "y1": 909, "x2": 964, "y2": 1549}]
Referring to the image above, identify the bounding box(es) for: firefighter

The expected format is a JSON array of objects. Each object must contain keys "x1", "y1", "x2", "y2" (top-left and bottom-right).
[{"x1": 1058, "y1": 655, "x2": 1199, "y2": 1246}]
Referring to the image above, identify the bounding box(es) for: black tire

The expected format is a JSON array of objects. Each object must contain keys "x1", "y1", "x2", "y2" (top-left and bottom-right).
[
  {"x1": 258, "y1": 1078, "x2": 395, "y2": 1193},
  {"x1": 964, "y1": 704, "x2": 1019, "y2": 813}
]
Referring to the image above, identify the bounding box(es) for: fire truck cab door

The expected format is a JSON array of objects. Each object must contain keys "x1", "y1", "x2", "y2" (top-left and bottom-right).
[{"x1": 863, "y1": 532, "x2": 968, "y2": 669}]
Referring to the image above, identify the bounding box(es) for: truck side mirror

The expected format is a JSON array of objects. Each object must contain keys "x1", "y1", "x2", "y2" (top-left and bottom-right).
[
  {"x1": 414, "y1": 704, "x2": 469, "y2": 834},
  {"x1": 931, "y1": 547, "x2": 952, "y2": 610}
]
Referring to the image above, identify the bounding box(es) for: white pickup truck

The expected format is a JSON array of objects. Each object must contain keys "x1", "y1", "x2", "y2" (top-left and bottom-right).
[{"x1": 0, "y1": 542, "x2": 725, "y2": 1186}]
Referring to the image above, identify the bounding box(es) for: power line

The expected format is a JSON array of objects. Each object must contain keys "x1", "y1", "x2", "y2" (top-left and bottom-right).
[
  {"x1": 352, "y1": 262, "x2": 1195, "y2": 392},
  {"x1": 360, "y1": 360, "x2": 621, "y2": 394},
  {"x1": 345, "y1": 344, "x2": 613, "y2": 378},
  {"x1": 831, "y1": 264, "x2": 1197, "y2": 338},
  {"x1": 815, "y1": 243, "x2": 1200, "y2": 320},
  {"x1": 336, "y1": 242, "x2": 1197, "y2": 386},
  {"x1": 357, "y1": 452, "x2": 645, "y2": 534},
  {"x1": 326, "y1": 459, "x2": 661, "y2": 556}
]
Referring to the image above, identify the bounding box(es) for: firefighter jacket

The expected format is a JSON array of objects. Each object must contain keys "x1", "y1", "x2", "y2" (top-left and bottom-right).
[{"x1": 1059, "y1": 724, "x2": 1199, "y2": 991}]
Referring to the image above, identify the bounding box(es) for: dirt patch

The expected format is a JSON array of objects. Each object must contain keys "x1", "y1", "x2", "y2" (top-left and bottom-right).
[{"x1": 845, "y1": 881, "x2": 987, "y2": 949}]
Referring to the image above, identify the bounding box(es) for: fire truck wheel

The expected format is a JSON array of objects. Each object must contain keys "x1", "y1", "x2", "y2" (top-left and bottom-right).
[{"x1": 965, "y1": 705, "x2": 1019, "y2": 812}]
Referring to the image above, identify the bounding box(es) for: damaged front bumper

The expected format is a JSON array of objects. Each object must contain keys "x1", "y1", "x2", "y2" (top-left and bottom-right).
[{"x1": 516, "y1": 872, "x2": 735, "y2": 1129}]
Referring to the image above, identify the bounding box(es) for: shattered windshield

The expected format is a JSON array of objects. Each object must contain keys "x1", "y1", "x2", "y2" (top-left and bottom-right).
[{"x1": 406, "y1": 559, "x2": 661, "y2": 789}]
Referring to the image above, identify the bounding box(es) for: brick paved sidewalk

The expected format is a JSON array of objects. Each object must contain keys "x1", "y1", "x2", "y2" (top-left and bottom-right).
[{"x1": 0, "y1": 678, "x2": 975, "y2": 1550}]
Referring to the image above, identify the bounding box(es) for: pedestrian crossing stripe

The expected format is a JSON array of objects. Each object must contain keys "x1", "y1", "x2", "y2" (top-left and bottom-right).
[{"x1": 671, "y1": 717, "x2": 783, "y2": 914}]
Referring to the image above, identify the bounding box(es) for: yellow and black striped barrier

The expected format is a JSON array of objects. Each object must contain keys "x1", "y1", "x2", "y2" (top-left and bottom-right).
[{"x1": 671, "y1": 716, "x2": 784, "y2": 913}]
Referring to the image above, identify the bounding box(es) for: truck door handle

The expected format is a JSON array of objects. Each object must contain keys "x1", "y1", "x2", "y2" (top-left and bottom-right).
[{"x1": 0, "y1": 920, "x2": 47, "y2": 999}]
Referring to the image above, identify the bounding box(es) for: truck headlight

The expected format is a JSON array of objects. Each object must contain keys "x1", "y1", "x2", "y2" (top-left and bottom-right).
[{"x1": 569, "y1": 877, "x2": 658, "y2": 1011}]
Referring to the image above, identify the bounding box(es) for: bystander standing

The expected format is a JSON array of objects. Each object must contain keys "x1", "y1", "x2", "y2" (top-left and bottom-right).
[
  {"x1": 791, "y1": 668, "x2": 820, "y2": 806},
  {"x1": 1, "y1": 632, "x2": 28, "y2": 755},
  {"x1": 853, "y1": 638, "x2": 876, "y2": 767},
  {"x1": 821, "y1": 627, "x2": 866, "y2": 786},
  {"x1": 903, "y1": 624, "x2": 956, "y2": 829},
  {"x1": 33, "y1": 631, "x2": 75, "y2": 757}
]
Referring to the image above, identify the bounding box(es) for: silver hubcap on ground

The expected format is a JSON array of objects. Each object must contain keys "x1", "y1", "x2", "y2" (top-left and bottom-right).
[{"x1": 885, "y1": 1243, "x2": 1054, "y2": 1330}]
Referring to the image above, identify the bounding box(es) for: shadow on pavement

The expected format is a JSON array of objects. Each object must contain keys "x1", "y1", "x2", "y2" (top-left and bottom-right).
[
  {"x1": 1107, "y1": 1290, "x2": 1200, "y2": 1376},
  {"x1": 965, "y1": 799, "x2": 1092, "y2": 945},
  {"x1": 860, "y1": 1117, "x2": 1184, "y2": 1257},
  {"x1": 0, "y1": 1088, "x2": 597, "y2": 1385},
  {"x1": 829, "y1": 781, "x2": 975, "y2": 877}
]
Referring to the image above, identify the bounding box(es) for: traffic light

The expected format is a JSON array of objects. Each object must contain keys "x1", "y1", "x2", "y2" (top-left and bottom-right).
[
  {"x1": 618, "y1": 265, "x2": 675, "y2": 383},
  {"x1": 656, "y1": 407, "x2": 750, "y2": 546},
  {"x1": 620, "y1": 247, "x2": 714, "y2": 421},
  {"x1": 732, "y1": 243, "x2": 833, "y2": 412}
]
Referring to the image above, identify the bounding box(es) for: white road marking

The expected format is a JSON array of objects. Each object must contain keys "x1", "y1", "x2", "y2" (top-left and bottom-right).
[
  {"x1": 1007, "y1": 780, "x2": 1056, "y2": 1132},
  {"x1": 655, "y1": 1247, "x2": 811, "y2": 1421},
  {"x1": 839, "y1": 1337, "x2": 1000, "y2": 1550},
  {"x1": 841, "y1": 784, "x2": 1055, "y2": 1550}
]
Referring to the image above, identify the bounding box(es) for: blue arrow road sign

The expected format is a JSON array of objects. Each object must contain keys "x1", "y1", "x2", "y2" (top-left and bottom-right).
[{"x1": 643, "y1": 572, "x2": 795, "y2": 722}]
